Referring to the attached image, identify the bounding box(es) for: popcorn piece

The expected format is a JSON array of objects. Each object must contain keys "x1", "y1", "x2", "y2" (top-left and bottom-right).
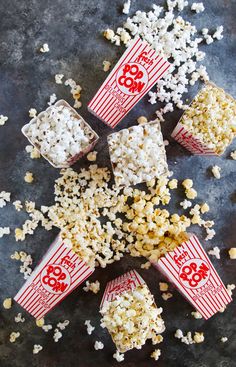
[
  {"x1": 25, "y1": 104, "x2": 97, "y2": 168},
  {"x1": 0, "y1": 115, "x2": 8, "y2": 126},
  {"x1": 102, "y1": 60, "x2": 111, "y2": 72},
  {"x1": 33, "y1": 344, "x2": 43, "y2": 354},
  {"x1": 141, "y1": 261, "x2": 151, "y2": 269},
  {"x1": 213, "y1": 26, "x2": 224, "y2": 41},
  {"x1": 42, "y1": 324, "x2": 53, "y2": 332},
  {"x1": 205, "y1": 228, "x2": 216, "y2": 241},
  {"x1": 123, "y1": 0, "x2": 131, "y2": 14},
  {"x1": 55, "y1": 74, "x2": 64, "y2": 84},
  {"x1": 103, "y1": 29, "x2": 115, "y2": 41},
  {"x1": 53, "y1": 328, "x2": 62, "y2": 342},
  {"x1": 194, "y1": 332, "x2": 205, "y2": 343},
  {"x1": 100, "y1": 283, "x2": 165, "y2": 353},
  {"x1": 230, "y1": 150, "x2": 236, "y2": 160},
  {"x1": 0, "y1": 191, "x2": 11, "y2": 208},
  {"x1": 212, "y1": 165, "x2": 221, "y2": 179},
  {"x1": 83, "y1": 280, "x2": 100, "y2": 294},
  {"x1": 40, "y1": 43, "x2": 49, "y2": 53},
  {"x1": 168, "y1": 179, "x2": 178, "y2": 189},
  {"x1": 175, "y1": 330, "x2": 195, "y2": 345},
  {"x1": 191, "y1": 311, "x2": 202, "y2": 319},
  {"x1": 24, "y1": 171, "x2": 34, "y2": 183},
  {"x1": 113, "y1": 350, "x2": 125, "y2": 362},
  {"x1": 10, "y1": 331, "x2": 20, "y2": 343},
  {"x1": 191, "y1": 2, "x2": 205, "y2": 13},
  {"x1": 57, "y1": 320, "x2": 70, "y2": 330},
  {"x1": 150, "y1": 349, "x2": 161, "y2": 361},
  {"x1": 182, "y1": 179, "x2": 193, "y2": 190},
  {"x1": 48, "y1": 93, "x2": 57, "y2": 106},
  {"x1": 87, "y1": 151, "x2": 97, "y2": 162},
  {"x1": 180, "y1": 199, "x2": 192, "y2": 209},
  {"x1": 94, "y1": 341, "x2": 104, "y2": 350},
  {"x1": 221, "y1": 337, "x2": 228, "y2": 343},
  {"x1": 137, "y1": 116, "x2": 148, "y2": 125},
  {"x1": 25, "y1": 145, "x2": 41, "y2": 159},
  {"x1": 13, "y1": 200, "x2": 23, "y2": 211},
  {"x1": 201, "y1": 203, "x2": 209, "y2": 214},
  {"x1": 84, "y1": 320, "x2": 95, "y2": 335},
  {"x1": 15, "y1": 313, "x2": 25, "y2": 323},
  {"x1": 208, "y1": 247, "x2": 220, "y2": 259},
  {"x1": 36, "y1": 318, "x2": 45, "y2": 327},
  {"x1": 159, "y1": 282, "x2": 169, "y2": 292},
  {"x1": 108, "y1": 122, "x2": 168, "y2": 187},
  {"x1": 3, "y1": 298, "x2": 12, "y2": 309},
  {"x1": 228, "y1": 248, "x2": 236, "y2": 259},
  {"x1": 226, "y1": 284, "x2": 235, "y2": 297},
  {"x1": 11, "y1": 251, "x2": 33, "y2": 279},
  {"x1": 186, "y1": 188, "x2": 197, "y2": 200},
  {"x1": 179, "y1": 84, "x2": 236, "y2": 155},
  {"x1": 162, "y1": 292, "x2": 173, "y2": 301},
  {"x1": 0, "y1": 227, "x2": 10, "y2": 238},
  {"x1": 29, "y1": 108, "x2": 37, "y2": 118}
]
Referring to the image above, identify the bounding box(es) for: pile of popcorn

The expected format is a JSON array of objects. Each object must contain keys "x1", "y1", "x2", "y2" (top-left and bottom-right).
[
  {"x1": 179, "y1": 83, "x2": 236, "y2": 154},
  {"x1": 108, "y1": 122, "x2": 168, "y2": 186},
  {"x1": 104, "y1": 1, "x2": 224, "y2": 111},
  {"x1": 100, "y1": 284, "x2": 165, "y2": 353},
  {"x1": 25, "y1": 103, "x2": 97, "y2": 167}
]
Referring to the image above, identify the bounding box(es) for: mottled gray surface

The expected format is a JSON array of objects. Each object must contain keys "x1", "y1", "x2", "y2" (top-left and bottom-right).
[{"x1": 0, "y1": 0, "x2": 236, "y2": 366}]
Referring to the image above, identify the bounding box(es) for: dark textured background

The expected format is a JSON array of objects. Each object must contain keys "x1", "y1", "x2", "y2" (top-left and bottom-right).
[{"x1": 0, "y1": 0, "x2": 236, "y2": 366}]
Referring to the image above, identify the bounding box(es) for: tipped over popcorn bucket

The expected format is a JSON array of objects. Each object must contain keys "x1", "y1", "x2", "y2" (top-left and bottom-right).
[
  {"x1": 152, "y1": 234, "x2": 232, "y2": 319},
  {"x1": 88, "y1": 37, "x2": 171, "y2": 128},
  {"x1": 14, "y1": 234, "x2": 94, "y2": 319},
  {"x1": 171, "y1": 82, "x2": 236, "y2": 155},
  {"x1": 22, "y1": 100, "x2": 99, "y2": 168}
]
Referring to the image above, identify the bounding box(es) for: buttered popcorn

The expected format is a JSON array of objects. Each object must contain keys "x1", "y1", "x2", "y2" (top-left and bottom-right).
[
  {"x1": 100, "y1": 284, "x2": 165, "y2": 353},
  {"x1": 108, "y1": 122, "x2": 168, "y2": 186},
  {"x1": 179, "y1": 84, "x2": 236, "y2": 154},
  {"x1": 24, "y1": 103, "x2": 98, "y2": 167}
]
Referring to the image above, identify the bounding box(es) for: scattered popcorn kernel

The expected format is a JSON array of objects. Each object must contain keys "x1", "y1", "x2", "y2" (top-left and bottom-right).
[
  {"x1": 55, "y1": 74, "x2": 64, "y2": 84},
  {"x1": 205, "y1": 228, "x2": 216, "y2": 241},
  {"x1": 191, "y1": 2, "x2": 205, "y2": 13},
  {"x1": 212, "y1": 165, "x2": 221, "y2": 179},
  {"x1": 102, "y1": 60, "x2": 111, "y2": 72},
  {"x1": 201, "y1": 203, "x2": 209, "y2": 214},
  {"x1": 94, "y1": 341, "x2": 104, "y2": 350},
  {"x1": 53, "y1": 328, "x2": 62, "y2": 342},
  {"x1": 87, "y1": 151, "x2": 97, "y2": 162},
  {"x1": 226, "y1": 284, "x2": 235, "y2": 297},
  {"x1": 10, "y1": 331, "x2": 20, "y2": 343},
  {"x1": 29, "y1": 108, "x2": 37, "y2": 118},
  {"x1": 36, "y1": 318, "x2": 45, "y2": 327},
  {"x1": 208, "y1": 247, "x2": 220, "y2": 259},
  {"x1": 48, "y1": 93, "x2": 57, "y2": 106},
  {"x1": 150, "y1": 349, "x2": 161, "y2": 361},
  {"x1": 191, "y1": 311, "x2": 203, "y2": 319},
  {"x1": 221, "y1": 337, "x2": 228, "y2": 343},
  {"x1": 123, "y1": 0, "x2": 131, "y2": 14},
  {"x1": 24, "y1": 171, "x2": 34, "y2": 183},
  {"x1": 40, "y1": 43, "x2": 49, "y2": 53},
  {"x1": 0, "y1": 115, "x2": 8, "y2": 126},
  {"x1": 83, "y1": 280, "x2": 100, "y2": 294},
  {"x1": 168, "y1": 179, "x2": 178, "y2": 189},
  {"x1": 13, "y1": 200, "x2": 23, "y2": 211},
  {"x1": 103, "y1": 29, "x2": 115, "y2": 41},
  {"x1": 15, "y1": 313, "x2": 25, "y2": 323},
  {"x1": 213, "y1": 26, "x2": 224, "y2": 41},
  {"x1": 182, "y1": 179, "x2": 193, "y2": 190},
  {"x1": 162, "y1": 292, "x2": 173, "y2": 301},
  {"x1": 0, "y1": 191, "x2": 11, "y2": 208},
  {"x1": 141, "y1": 261, "x2": 151, "y2": 269},
  {"x1": 85, "y1": 320, "x2": 95, "y2": 335},
  {"x1": 33, "y1": 344, "x2": 43, "y2": 354},
  {"x1": 180, "y1": 199, "x2": 192, "y2": 209},
  {"x1": 228, "y1": 248, "x2": 236, "y2": 259},
  {"x1": 57, "y1": 320, "x2": 70, "y2": 330},
  {"x1": 3, "y1": 298, "x2": 12, "y2": 309},
  {"x1": 186, "y1": 188, "x2": 197, "y2": 200},
  {"x1": 159, "y1": 282, "x2": 169, "y2": 292},
  {"x1": 137, "y1": 116, "x2": 148, "y2": 125},
  {"x1": 230, "y1": 150, "x2": 236, "y2": 160},
  {"x1": 193, "y1": 332, "x2": 205, "y2": 343},
  {"x1": 0, "y1": 226, "x2": 10, "y2": 238},
  {"x1": 42, "y1": 324, "x2": 52, "y2": 332}
]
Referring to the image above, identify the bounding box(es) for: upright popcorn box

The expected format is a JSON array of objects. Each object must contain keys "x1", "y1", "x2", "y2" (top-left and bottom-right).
[
  {"x1": 152, "y1": 234, "x2": 232, "y2": 319},
  {"x1": 171, "y1": 82, "x2": 236, "y2": 155},
  {"x1": 88, "y1": 37, "x2": 171, "y2": 128},
  {"x1": 14, "y1": 234, "x2": 94, "y2": 319}
]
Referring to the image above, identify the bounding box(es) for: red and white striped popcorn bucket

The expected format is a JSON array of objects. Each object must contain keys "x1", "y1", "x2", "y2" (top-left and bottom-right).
[
  {"x1": 14, "y1": 234, "x2": 94, "y2": 319},
  {"x1": 88, "y1": 37, "x2": 171, "y2": 128},
  {"x1": 171, "y1": 82, "x2": 236, "y2": 155},
  {"x1": 100, "y1": 269, "x2": 145, "y2": 308},
  {"x1": 22, "y1": 100, "x2": 99, "y2": 168},
  {"x1": 152, "y1": 234, "x2": 232, "y2": 319}
]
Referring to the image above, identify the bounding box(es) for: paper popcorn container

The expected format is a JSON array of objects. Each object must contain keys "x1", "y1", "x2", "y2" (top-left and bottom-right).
[
  {"x1": 88, "y1": 37, "x2": 171, "y2": 128},
  {"x1": 152, "y1": 234, "x2": 232, "y2": 319},
  {"x1": 171, "y1": 82, "x2": 236, "y2": 155},
  {"x1": 14, "y1": 234, "x2": 94, "y2": 319},
  {"x1": 22, "y1": 100, "x2": 99, "y2": 168},
  {"x1": 100, "y1": 269, "x2": 145, "y2": 309}
]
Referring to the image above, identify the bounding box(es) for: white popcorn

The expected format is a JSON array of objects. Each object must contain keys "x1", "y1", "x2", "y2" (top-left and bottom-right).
[
  {"x1": 87, "y1": 151, "x2": 97, "y2": 162},
  {"x1": 10, "y1": 331, "x2": 20, "y2": 343},
  {"x1": 3, "y1": 298, "x2": 12, "y2": 309},
  {"x1": 33, "y1": 344, "x2": 43, "y2": 354},
  {"x1": 0, "y1": 115, "x2": 8, "y2": 126},
  {"x1": 42, "y1": 324, "x2": 53, "y2": 332},
  {"x1": 141, "y1": 261, "x2": 151, "y2": 269},
  {"x1": 175, "y1": 330, "x2": 203, "y2": 345},
  {"x1": 55, "y1": 74, "x2": 64, "y2": 84},
  {"x1": 29, "y1": 108, "x2": 37, "y2": 118},
  {"x1": 161, "y1": 292, "x2": 173, "y2": 301},
  {"x1": 226, "y1": 284, "x2": 235, "y2": 297},
  {"x1": 191, "y1": 2, "x2": 205, "y2": 13},
  {"x1": 150, "y1": 349, "x2": 161, "y2": 361},
  {"x1": 123, "y1": 0, "x2": 131, "y2": 14},
  {"x1": 25, "y1": 104, "x2": 97, "y2": 168},
  {"x1": 213, "y1": 26, "x2": 224, "y2": 40},
  {"x1": 212, "y1": 165, "x2": 221, "y2": 179},
  {"x1": 48, "y1": 93, "x2": 57, "y2": 106},
  {"x1": 57, "y1": 320, "x2": 70, "y2": 330},
  {"x1": 180, "y1": 199, "x2": 192, "y2": 209},
  {"x1": 191, "y1": 311, "x2": 202, "y2": 319},
  {"x1": 205, "y1": 35, "x2": 214, "y2": 45},
  {"x1": 228, "y1": 248, "x2": 236, "y2": 259},
  {"x1": 0, "y1": 227, "x2": 10, "y2": 238},
  {"x1": 0, "y1": 191, "x2": 11, "y2": 208},
  {"x1": 221, "y1": 337, "x2": 228, "y2": 343},
  {"x1": 208, "y1": 246, "x2": 220, "y2": 259},
  {"x1": 230, "y1": 150, "x2": 236, "y2": 160},
  {"x1": 83, "y1": 280, "x2": 100, "y2": 294},
  {"x1": 40, "y1": 43, "x2": 49, "y2": 53},
  {"x1": 94, "y1": 341, "x2": 104, "y2": 350},
  {"x1": 108, "y1": 122, "x2": 168, "y2": 187},
  {"x1": 205, "y1": 228, "x2": 216, "y2": 241},
  {"x1": 102, "y1": 60, "x2": 111, "y2": 72},
  {"x1": 15, "y1": 313, "x2": 25, "y2": 323},
  {"x1": 53, "y1": 328, "x2": 62, "y2": 342},
  {"x1": 113, "y1": 350, "x2": 125, "y2": 362},
  {"x1": 84, "y1": 320, "x2": 95, "y2": 335}
]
